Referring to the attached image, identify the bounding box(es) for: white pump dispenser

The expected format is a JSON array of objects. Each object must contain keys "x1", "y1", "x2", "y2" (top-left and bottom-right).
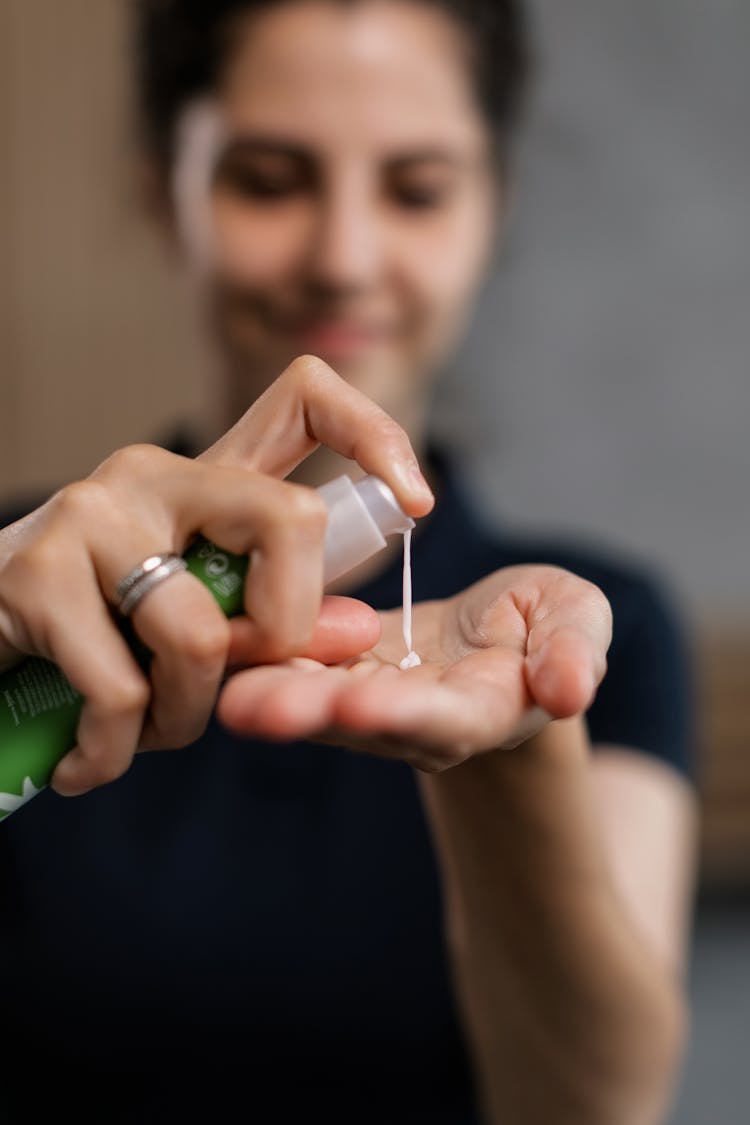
[{"x1": 318, "y1": 474, "x2": 415, "y2": 584}]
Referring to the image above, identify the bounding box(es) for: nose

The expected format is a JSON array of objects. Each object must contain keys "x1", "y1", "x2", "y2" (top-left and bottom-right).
[{"x1": 304, "y1": 167, "x2": 382, "y2": 295}]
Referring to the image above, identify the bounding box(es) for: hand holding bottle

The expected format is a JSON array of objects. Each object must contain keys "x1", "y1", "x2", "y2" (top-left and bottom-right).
[{"x1": 0, "y1": 356, "x2": 434, "y2": 800}]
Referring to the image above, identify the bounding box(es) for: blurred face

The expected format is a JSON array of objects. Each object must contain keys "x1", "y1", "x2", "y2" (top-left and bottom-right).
[{"x1": 171, "y1": 0, "x2": 500, "y2": 420}]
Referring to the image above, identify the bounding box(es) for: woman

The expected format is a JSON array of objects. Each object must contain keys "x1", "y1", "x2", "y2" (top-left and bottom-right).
[{"x1": 0, "y1": 2, "x2": 696, "y2": 1122}]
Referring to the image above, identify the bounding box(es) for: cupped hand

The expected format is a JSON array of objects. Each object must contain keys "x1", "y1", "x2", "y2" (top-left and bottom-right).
[
  {"x1": 217, "y1": 565, "x2": 613, "y2": 772},
  {"x1": 0, "y1": 356, "x2": 433, "y2": 796}
]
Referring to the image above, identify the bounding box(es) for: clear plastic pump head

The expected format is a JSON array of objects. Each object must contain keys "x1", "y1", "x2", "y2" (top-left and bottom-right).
[{"x1": 317, "y1": 474, "x2": 415, "y2": 585}]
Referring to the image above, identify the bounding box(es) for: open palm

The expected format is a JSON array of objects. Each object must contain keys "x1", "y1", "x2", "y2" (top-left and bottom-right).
[{"x1": 218, "y1": 565, "x2": 613, "y2": 772}]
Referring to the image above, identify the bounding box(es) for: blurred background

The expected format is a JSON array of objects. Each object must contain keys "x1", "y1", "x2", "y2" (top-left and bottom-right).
[{"x1": 0, "y1": 1, "x2": 748, "y2": 1120}]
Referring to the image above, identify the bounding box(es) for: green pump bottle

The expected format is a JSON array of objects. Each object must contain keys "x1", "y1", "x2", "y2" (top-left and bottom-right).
[{"x1": 0, "y1": 473, "x2": 414, "y2": 820}]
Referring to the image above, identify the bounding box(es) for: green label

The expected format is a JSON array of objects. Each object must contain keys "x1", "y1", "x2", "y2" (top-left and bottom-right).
[
  {"x1": 182, "y1": 537, "x2": 249, "y2": 617},
  {"x1": 0, "y1": 658, "x2": 83, "y2": 819},
  {"x1": 0, "y1": 537, "x2": 251, "y2": 820}
]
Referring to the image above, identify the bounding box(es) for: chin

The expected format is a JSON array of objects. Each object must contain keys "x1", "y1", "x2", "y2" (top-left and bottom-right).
[
  {"x1": 320, "y1": 355, "x2": 404, "y2": 404},
  {"x1": 231, "y1": 332, "x2": 417, "y2": 417},
  {"x1": 285, "y1": 344, "x2": 405, "y2": 400}
]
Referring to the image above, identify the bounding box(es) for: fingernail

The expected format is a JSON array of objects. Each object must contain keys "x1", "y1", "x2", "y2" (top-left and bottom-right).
[{"x1": 408, "y1": 462, "x2": 433, "y2": 499}]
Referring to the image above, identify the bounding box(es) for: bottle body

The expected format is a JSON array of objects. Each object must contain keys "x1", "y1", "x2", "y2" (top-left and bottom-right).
[
  {"x1": 0, "y1": 473, "x2": 413, "y2": 820},
  {"x1": 0, "y1": 659, "x2": 82, "y2": 818},
  {"x1": 0, "y1": 536, "x2": 252, "y2": 820}
]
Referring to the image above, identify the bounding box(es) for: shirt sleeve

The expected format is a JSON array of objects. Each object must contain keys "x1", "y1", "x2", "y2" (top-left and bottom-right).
[{"x1": 585, "y1": 571, "x2": 695, "y2": 781}]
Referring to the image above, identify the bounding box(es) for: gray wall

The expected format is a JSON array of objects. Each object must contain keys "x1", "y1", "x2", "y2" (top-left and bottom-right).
[
  {"x1": 437, "y1": 0, "x2": 749, "y2": 621},
  {"x1": 434, "y1": 15, "x2": 750, "y2": 1113}
]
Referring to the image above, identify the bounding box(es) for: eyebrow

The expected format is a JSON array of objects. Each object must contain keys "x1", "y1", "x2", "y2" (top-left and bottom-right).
[
  {"x1": 218, "y1": 135, "x2": 465, "y2": 169},
  {"x1": 385, "y1": 150, "x2": 465, "y2": 171},
  {"x1": 218, "y1": 137, "x2": 312, "y2": 163}
]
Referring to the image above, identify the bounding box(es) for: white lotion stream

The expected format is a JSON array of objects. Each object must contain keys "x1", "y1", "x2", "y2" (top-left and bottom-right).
[{"x1": 399, "y1": 528, "x2": 422, "y2": 670}]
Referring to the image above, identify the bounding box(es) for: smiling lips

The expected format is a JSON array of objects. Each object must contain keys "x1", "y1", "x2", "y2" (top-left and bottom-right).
[
  {"x1": 233, "y1": 291, "x2": 401, "y2": 359},
  {"x1": 290, "y1": 318, "x2": 394, "y2": 357}
]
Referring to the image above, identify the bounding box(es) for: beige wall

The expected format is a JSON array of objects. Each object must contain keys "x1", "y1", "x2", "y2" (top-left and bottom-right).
[{"x1": 0, "y1": 0, "x2": 205, "y2": 504}]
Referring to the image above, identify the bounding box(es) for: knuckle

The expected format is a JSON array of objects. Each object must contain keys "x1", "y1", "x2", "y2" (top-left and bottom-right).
[
  {"x1": 250, "y1": 624, "x2": 298, "y2": 664},
  {"x1": 105, "y1": 675, "x2": 150, "y2": 718},
  {"x1": 373, "y1": 415, "x2": 409, "y2": 452},
  {"x1": 377, "y1": 416, "x2": 406, "y2": 440},
  {"x1": 289, "y1": 354, "x2": 334, "y2": 387},
  {"x1": 53, "y1": 479, "x2": 110, "y2": 521},
  {"x1": 2, "y1": 535, "x2": 56, "y2": 586},
  {"x1": 97, "y1": 443, "x2": 167, "y2": 480},
  {"x1": 283, "y1": 485, "x2": 328, "y2": 534},
  {"x1": 179, "y1": 615, "x2": 231, "y2": 671}
]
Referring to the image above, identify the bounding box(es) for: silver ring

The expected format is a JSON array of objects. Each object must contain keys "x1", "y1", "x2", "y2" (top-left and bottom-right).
[{"x1": 115, "y1": 554, "x2": 188, "y2": 617}]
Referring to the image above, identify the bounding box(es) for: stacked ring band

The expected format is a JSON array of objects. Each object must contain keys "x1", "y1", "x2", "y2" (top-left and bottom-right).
[{"x1": 115, "y1": 554, "x2": 188, "y2": 617}]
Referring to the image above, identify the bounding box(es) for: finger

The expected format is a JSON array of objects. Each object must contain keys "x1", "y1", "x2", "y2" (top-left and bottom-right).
[
  {"x1": 91, "y1": 468, "x2": 329, "y2": 663},
  {"x1": 226, "y1": 595, "x2": 381, "y2": 667},
  {"x1": 524, "y1": 578, "x2": 613, "y2": 716},
  {"x1": 234, "y1": 495, "x2": 325, "y2": 662},
  {"x1": 178, "y1": 470, "x2": 328, "y2": 660},
  {"x1": 46, "y1": 596, "x2": 150, "y2": 798},
  {"x1": 199, "y1": 355, "x2": 435, "y2": 518},
  {"x1": 333, "y1": 650, "x2": 532, "y2": 753},
  {"x1": 217, "y1": 660, "x2": 354, "y2": 740},
  {"x1": 127, "y1": 571, "x2": 231, "y2": 750},
  {"x1": 525, "y1": 627, "x2": 606, "y2": 718},
  {"x1": 220, "y1": 648, "x2": 535, "y2": 759},
  {"x1": 194, "y1": 482, "x2": 327, "y2": 663}
]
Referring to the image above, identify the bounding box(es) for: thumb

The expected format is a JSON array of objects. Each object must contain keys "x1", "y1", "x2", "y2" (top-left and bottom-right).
[
  {"x1": 226, "y1": 595, "x2": 381, "y2": 668},
  {"x1": 525, "y1": 628, "x2": 606, "y2": 718}
]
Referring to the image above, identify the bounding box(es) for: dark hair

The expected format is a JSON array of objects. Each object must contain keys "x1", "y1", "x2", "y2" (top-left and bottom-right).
[{"x1": 132, "y1": 0, "x2": 531, "y2": 171}]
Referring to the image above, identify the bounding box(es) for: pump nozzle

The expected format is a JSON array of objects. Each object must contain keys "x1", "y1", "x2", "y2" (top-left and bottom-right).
[{"x1": 317, "y1": 474, "x2": 415, "y2": 585}]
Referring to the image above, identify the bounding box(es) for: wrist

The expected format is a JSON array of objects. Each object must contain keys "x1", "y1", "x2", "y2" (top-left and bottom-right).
[
  {"x1": 420, "y1": 714, "x2": 590, "y2": 802},
  {"x1": 416, "y1": 715, "x2": 609, "y2": 914}
]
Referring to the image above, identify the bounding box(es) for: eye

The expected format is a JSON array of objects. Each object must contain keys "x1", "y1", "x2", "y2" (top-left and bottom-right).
[
  {"x1": 227, "y1": 171, "x2": 298, "y2": 200},
  {"x1": 386, "y1": 164, "x2": 457, "y2": 211},
  {"x1": 214, "y1": 153, "x2": 313, "y2": 202},
  {"x1": 390, "y1": 182, "x2": 452, "y2": 210}
]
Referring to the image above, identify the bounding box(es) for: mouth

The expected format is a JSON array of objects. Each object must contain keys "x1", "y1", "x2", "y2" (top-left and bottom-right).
[
  {"x1": 219, "y1": 287, "x2": 400, "y2": 362},
  {"x1": 288, "y1": 318, "x2": 395, "y2": 359}
]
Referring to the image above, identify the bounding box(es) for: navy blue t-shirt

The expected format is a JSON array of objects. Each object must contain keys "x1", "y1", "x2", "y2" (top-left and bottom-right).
[{"x1": 0, "y1": 458, "x2": 693, "y2": 1124}]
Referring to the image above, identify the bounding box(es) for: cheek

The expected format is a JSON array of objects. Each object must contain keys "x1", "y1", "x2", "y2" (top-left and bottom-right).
[
  {"x1": 396, "y1": 199, "x2": 495, "y2": 322},
  {"x1": 210, "y1": 197, "x2": 313, "y2": 286}
]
